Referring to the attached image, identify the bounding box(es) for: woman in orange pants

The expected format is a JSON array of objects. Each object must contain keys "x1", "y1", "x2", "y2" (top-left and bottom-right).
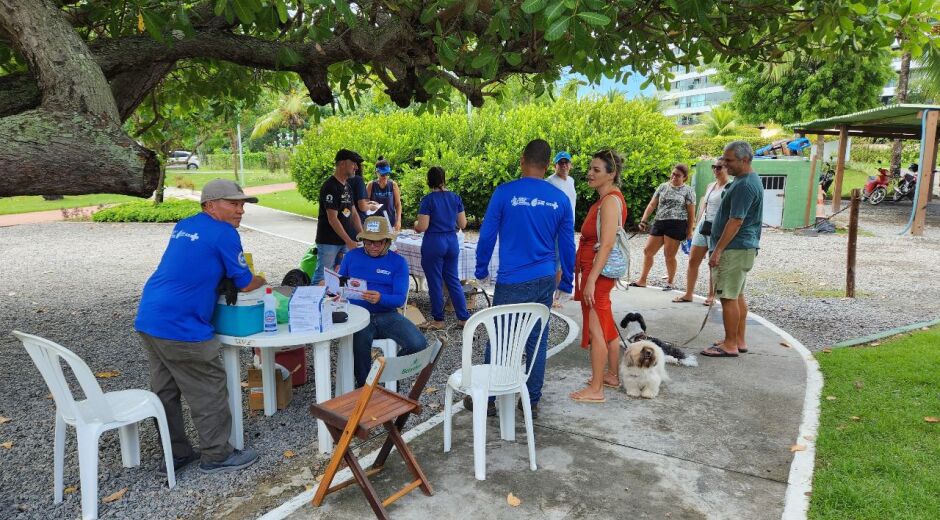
[{"x1": 570, "y1": 150, "x2": 627, "y2": 403}]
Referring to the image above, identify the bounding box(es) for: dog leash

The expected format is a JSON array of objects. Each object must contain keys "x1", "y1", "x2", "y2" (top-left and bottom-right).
[{"x1": 677, "y1": 267, "x2": 717, "y2": 346}]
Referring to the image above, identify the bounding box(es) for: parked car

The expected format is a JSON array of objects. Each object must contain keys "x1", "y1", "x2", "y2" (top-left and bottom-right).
[{"x1": 167, "y1": 150, "x2": 200, "y2": 169}]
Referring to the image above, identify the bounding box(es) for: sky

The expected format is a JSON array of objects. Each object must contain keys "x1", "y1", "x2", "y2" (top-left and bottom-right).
[{"x1": 568, "y1": 69, "x2": 657, "y2": 99}]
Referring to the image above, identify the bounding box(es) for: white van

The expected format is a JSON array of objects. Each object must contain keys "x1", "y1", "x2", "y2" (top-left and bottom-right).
[{"x1": 167, "y1": 151, "x2": 200, "y2": 169}]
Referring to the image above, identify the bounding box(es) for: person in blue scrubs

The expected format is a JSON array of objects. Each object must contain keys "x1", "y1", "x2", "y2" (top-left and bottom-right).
[{"x1": 414, "y1": 166, "x2": 470, "y2": 330}]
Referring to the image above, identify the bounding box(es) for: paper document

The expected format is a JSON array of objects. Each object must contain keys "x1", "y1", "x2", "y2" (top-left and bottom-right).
[
  {"x1": 324, "y1": 268, "x2": 342, "y2": 296},
  {"x1": 344, "y1": 277, "x2": 369, "y2": 299},
  {"x1": 365, "y1": 203, "x2": 384, "y2": 216},
  {"x1": 288, "y1": 286, "x2": 327, "y2": 333}
]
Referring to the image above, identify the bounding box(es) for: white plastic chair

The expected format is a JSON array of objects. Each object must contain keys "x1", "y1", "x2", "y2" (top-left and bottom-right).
[
  {"x1": 442, "y1": 303, "x2": 550, "y2": 481},
  {"x1": 12, "y1": 331, "x2": 175, "y2": 520}
]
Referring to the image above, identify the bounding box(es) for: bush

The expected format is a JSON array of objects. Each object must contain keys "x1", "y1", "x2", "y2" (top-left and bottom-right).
[
  {"x1": 683, "y1": 134, "x2": 775, "y2": 159},
  {"x1": 92, "y1": 199, "x2": 201, "y2": 223},
  {"x1": 203, "y1": 152, "x2": 267, "y2": 170},
  {"x1": 850, "y1": 138, "x2": 923, "y2": 166},
  {"x1": 291, "y1": 98, "x2": 689, "y2": 226}
]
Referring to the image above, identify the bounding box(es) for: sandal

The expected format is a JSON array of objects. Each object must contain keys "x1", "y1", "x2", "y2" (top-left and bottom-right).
[
  {"x1": 418, "y1": 321, "x2": 444, "y2": 331},
  {"x1": 629, "y1": 282, "x2": 646, "y2": 288},
  {"x1": 662, "y1": 283, "x2": 675, "y2": 291},
  {"x1": 586, "y1": 374, "x2": 620, "y2": 389},
  {"x1": 672, "y1": 296, "x2": 693, "y2": 303},
  {"x1": 701, "y1": 346, "x2": 739, "y2": 357},
  {"x1": 711, "y1": 341, "x2": 748, "y2": 354},
  {"x1": 703, "y1": 298, "x2": 715, "y2": 306}
]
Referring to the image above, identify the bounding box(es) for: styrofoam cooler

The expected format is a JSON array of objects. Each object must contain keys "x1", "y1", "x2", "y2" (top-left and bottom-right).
[{"x1": 211, "y1": 289, "x2": 265, "y2": 336}]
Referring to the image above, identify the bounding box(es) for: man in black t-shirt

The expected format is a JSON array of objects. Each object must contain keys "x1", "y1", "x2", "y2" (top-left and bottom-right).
[{"x1": 312, "y1": 149, "x2": 363, "y2": 284}]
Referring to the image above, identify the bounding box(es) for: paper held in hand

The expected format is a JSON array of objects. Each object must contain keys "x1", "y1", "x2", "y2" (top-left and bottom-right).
[
  {"x1": 288, "y1": 286, "x2": 333, "y2": 333},
  {"x1": 365, "y1": 203, "x2": 384, "y2": 216}
]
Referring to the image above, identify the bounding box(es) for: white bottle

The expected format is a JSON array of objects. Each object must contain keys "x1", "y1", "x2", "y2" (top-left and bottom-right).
[{"x1": 263, "y1": 287, "x2": 277, "y2": 333}]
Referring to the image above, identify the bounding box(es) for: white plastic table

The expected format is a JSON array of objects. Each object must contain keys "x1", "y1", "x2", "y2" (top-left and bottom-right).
[{"x1": 216, "y1": 305, "x2": 370, "y2": 454}]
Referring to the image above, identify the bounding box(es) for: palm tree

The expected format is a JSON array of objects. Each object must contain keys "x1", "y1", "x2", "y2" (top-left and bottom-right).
[
  {"x1": 250, "y1": 90, "x2": 310, "y2": 146},
  {"x1": 700, "y1": 105, "x2": 738, "y2": 136}
]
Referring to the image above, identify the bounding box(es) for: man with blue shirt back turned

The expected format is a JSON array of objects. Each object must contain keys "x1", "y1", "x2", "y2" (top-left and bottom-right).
[
  {"x1": 473, "y1": 139, "x2": 576, "y2": 418},
  {"x1": 136, "y1": 179, "x2": 266, "y2": 476},
  {"x1": 339, "y1": 216, "x2": 428, "y2": 387}
]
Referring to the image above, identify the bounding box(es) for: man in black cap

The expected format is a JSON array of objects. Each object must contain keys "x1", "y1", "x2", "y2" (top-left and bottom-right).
[{"x1": 313, "y1": 149, "x2": 364, "y2": 284}]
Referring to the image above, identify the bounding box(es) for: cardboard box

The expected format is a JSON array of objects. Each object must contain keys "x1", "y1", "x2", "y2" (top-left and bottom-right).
[{"x1": 246, "y1": 368, "x2": 292, "y2": 410}]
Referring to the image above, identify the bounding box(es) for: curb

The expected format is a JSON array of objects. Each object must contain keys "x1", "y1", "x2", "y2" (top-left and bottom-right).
[
  {"x1": 830, "y1": 318, "x2": 940, "y2": 349},
  {"x1": 257, "y1": 310, "x2": 580, "y2": 520}
]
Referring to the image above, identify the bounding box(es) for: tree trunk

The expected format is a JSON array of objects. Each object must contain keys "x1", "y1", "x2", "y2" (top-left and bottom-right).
[
  {"x1": 228, "y1": 128, "x2": 240, "y2": 181},
  {"x1": 0, "y1": 109, "x2": 159, "y2": 196},
  {"x1": 0, "y1": 0, "x2": 158, "y2": 196},
  {"x1": 891, "y1": 49, "x2": 912, "y2": 173}
]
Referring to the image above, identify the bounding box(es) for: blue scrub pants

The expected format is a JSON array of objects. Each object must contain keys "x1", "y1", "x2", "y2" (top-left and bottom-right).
[{"x1": 420, "y1": 232, "x2": 470, "y2": 322}]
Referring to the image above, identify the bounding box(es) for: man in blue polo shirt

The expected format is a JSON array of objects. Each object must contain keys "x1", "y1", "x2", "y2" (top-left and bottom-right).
[
  {"x1": 703, "y1": 141, "x2": 764, "y2": 358},
  {"x1": 339, "y1": 216, "x2": 428, "y2": 387},
  {"x1": 474, "y1": 139, "x2": 576, "y2": 418},
  {"x1": 136, "y1": 179, "x2": 266, "y2": 475}
]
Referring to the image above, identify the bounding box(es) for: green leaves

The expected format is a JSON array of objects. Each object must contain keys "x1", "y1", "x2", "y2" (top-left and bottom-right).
[
  {"x1": 545, "y1": 16, "x2": 570, "y2": 41},
  {"x1": 577, "y1": 11, "x2": 611, "y2": 26},
  {"x1": 521, "y1": 0, "x2": 547, "y2": 14}
]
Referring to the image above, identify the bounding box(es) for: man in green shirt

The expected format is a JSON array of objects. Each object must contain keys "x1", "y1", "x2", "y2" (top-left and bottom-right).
[{"x1": 703, "y1": 141, "x2": 763, "y2": 357}]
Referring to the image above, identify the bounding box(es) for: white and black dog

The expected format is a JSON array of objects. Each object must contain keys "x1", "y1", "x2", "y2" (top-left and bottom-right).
[{"x1": 619, "y1": 312, "x2": 698, "y2": 367}]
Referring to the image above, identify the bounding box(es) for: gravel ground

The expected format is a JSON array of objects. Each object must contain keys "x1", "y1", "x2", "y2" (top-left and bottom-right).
[{"x1": 0, "y1": 203, "x2": 937, "y2": 519}]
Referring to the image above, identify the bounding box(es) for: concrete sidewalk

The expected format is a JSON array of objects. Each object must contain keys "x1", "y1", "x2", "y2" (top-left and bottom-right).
[{"x1": 267, "y1": 286, "x2": 812, "y2": 520}]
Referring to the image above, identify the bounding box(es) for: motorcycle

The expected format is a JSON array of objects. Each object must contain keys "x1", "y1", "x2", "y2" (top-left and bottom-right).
[
  {"x1": 861, "y1": 166, "x2": 892, "y2": 205},
  {"x1": 892, "y1": 164, "x2": 918, "y2": 202}
]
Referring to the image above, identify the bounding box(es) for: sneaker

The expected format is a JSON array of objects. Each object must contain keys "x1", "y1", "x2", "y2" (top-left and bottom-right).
[
  {"x1": 462, "y1": 395, "x2": 497, "y2": 417},
  {"x1": 518, "y1": 399, "x2": 539, "y2": 420},
  {"x1": 157, "y1": 451, "x2": 200, "y2": 477},
  {"x1": 198, "y1": 448, "x2": 259, "y2": 474}
]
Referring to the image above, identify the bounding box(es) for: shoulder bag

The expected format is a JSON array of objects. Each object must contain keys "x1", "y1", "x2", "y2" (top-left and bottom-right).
[
  {"x1": 594, "y1": 194, "x2": 631, "y2": 280},
  {"x1": 699, "y1": 183, "x2": 717, "y2": 236}
]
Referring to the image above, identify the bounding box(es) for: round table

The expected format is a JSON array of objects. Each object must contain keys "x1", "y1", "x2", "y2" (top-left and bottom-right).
[{"x1": 217, "y1": 305, "x2": 370, "y2": 454}]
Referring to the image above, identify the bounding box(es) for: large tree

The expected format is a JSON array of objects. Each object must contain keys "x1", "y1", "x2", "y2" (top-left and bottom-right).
[
  {"x1": 715, "y1": 48, "x2": 894, "y2": 125},
  {"x1": 0, "y1": 0, "x2": 931, "y2": 197}
]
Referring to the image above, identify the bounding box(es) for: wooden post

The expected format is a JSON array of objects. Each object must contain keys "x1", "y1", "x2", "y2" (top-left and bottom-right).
[
  {"x1": 804, "y1": 134, "x2": 824, "y2": 226},
  {"x1": 831, "y1": 125, "x2": 849, "y2": 214},
  {"x1": 846, "y1": 188, "x2": 860, "y2": 298},
  {"x1": 912, "y1": 110, "x2": 939, "y2": 236}
]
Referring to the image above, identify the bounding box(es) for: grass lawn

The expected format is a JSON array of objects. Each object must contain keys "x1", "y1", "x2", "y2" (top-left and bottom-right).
[
  {"x1": 809, "y1": 326, "x2": 940, "y2": 519},
  {"x1": 0, "y1": 193, "x2": 140, "y2": 216},
  {"x1": 255, "y1": 190, "x2": 317, "y2": 218},
  {"x1": 0, "y1": 170, "x2": 293, "y2": 216},
  {"x1": 165, "y1": 169, "x2": 292, "y2": 190}
]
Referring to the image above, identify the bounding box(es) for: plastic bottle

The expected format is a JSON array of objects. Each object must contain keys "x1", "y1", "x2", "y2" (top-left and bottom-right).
[
  {"x1": 263, "y1": 287, "x2": 277, "y2": 333},
  {"x1": 680, "y1": 239, "x2": 692, "y2": 255}
]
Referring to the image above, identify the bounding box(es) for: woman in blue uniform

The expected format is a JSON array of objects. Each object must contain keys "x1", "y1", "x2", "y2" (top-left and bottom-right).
[
  {"x1": 414, "y1": 166, "x2": 469, "y2": 329},
  {"x1": 367, "y1": 157, "x2": 403, "y2": 231}
]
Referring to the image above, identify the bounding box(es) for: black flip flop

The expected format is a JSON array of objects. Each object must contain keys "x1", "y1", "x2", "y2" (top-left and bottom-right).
[
  {"x1": 629, "y1": 282, "x2": 646, "y2": 287},
  {"x1": 701, "y1": 346, "x2": 739, "y2": 357},
  {"x1": 711, "y1": 341, "x2": 748, "y2": 353}
]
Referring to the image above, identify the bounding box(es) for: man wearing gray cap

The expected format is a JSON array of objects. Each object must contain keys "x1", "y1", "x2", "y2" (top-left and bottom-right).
[{"x1": 136, "y1": 179, "x2": 266, "y2": 475}]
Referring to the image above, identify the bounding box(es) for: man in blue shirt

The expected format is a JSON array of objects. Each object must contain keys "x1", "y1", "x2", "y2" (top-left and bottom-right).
[
  {"x1": 474, "y1": 139, "x2": 576, "y2": 418},
  {"x1": 339, "y1": 216, "x2": 428, "y2": 387},
  {"x1": 703, "y1": 141, "x2": 764, "y2": 358},
  {"x1": 136, "y1": 179, "x2": 266, "y2": 475}
]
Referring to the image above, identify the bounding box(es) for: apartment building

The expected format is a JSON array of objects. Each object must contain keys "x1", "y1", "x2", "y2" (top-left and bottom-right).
[{"x1": 658, "y1": 60, "x2": 913, "y2": 126}]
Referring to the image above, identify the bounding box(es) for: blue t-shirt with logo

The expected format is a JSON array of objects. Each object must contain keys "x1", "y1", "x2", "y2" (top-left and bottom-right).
[
  {"x1": 135, "y1": 212, "x2": 254, "y2": 342},
  {"x1": 709, "y1": 171, "x2": 764, "y2": 251},
  {"x1": 475, "y1": 177, "x2": 576, "y2": 292},
  {"x1": 339, "y1": 248, "x2": 409, "y2": 313},
  {"x1": 418, "y1": 191, "x2": 465, "y2": 233}
]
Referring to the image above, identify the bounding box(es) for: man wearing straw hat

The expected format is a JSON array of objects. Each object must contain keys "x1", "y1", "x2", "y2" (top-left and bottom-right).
[{"x1": 339, "y1": 216, "x2": 428, "y2": 387}]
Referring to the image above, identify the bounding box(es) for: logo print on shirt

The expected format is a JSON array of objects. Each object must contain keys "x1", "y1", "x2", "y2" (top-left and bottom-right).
[
  {"x1": 511, "y1": 196, "x2": 559, "y2": 210},
  {"x1": 238, "y1": 252, "x2": 248, "y2": 267},
  {"x1": 376, "y1": 269, "x2": 391, "y2": 275},
  {"x1": 172, "y1": 230, "x2": 199, "y2": 241},
  {"x1": 326, "y1": 194, "x2": 333, "y2": 203}
]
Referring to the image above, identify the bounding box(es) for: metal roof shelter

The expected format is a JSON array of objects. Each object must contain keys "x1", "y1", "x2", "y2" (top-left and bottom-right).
[{"x1": 792, "y1": 104, "x2": 939, "y2": 236}]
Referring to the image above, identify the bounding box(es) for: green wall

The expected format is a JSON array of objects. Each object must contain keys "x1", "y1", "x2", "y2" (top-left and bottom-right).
[{"x1": 692, "y1": 159, "x2": 818, "y2": 229}]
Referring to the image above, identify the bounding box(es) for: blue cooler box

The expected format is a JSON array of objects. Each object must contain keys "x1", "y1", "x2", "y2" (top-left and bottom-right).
[{"x1": 212, "y1": 289, "x2": 264, "y2": 336}]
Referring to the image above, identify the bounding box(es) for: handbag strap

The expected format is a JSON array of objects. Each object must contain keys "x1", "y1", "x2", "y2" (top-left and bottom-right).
[
  {"x1": 701, "y1": 182, "x2": 717, "y2": 217},
  {"x1": 594, "y1": 192, "x2": 624, "y2": 240}
]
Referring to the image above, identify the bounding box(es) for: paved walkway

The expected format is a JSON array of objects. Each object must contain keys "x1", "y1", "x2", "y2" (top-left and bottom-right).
[{"x1": 162, "y1": 188, "x2": 816, "y2": 519}]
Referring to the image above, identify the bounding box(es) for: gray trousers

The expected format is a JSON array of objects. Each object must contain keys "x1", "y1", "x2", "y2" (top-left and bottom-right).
[{"x1": 139, "y1": 332, "x2": 233, "y2": 463}]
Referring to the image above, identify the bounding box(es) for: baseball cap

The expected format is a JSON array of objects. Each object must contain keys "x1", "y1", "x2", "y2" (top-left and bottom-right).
[
  {"x1": 553, "y1": 151, "x2": 572, "y2": 164},
  {"x1": 357, "y1": 216, "x2": 397, "y2": 241},
  {"x1": 335, "y1": 149, "x2": 363, "y2": 164},
  {"x1": 376, "y1": 164, "x2": 392, "y2": 175},
  {"x1": 200, "y1": 179, "x2": 258, "y2": 203}
]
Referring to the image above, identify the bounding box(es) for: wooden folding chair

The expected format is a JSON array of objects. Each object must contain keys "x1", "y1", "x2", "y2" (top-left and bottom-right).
[{"x1": 309, "y1": 340, "x2": 444, "y2": 519}]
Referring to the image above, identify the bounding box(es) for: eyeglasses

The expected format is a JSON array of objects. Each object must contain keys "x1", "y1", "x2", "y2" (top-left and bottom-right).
[
  {"x1": 362, "y1": 239, "x2": 386, "y2": 246},
  {"x1": 711, "y1": 165, "x2": 722, "y2": 170}
]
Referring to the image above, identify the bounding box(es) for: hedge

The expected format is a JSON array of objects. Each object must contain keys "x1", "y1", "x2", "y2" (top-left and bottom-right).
[
  {"x1": 92, "y1": 199, "x2": 201, "y2": 223},
  {"x1": 291, "y1": 98, "x2": 691, "y2": 226},
  {"x1": 684, "y1": 134, "x2": 775, "y2": 159},
  {"x1": 203, "y1": 152, "x2": 268, "y2": 170}
]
